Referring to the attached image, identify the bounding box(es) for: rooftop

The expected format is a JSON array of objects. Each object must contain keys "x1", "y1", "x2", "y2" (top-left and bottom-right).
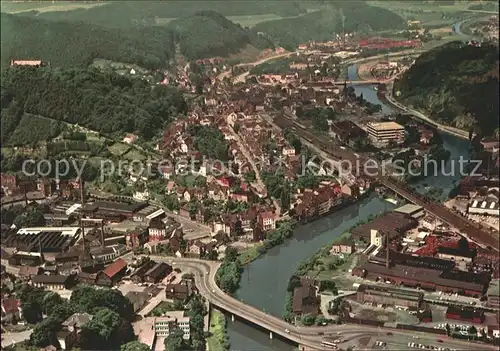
[
  {"x1": 357, "y1": 284, "x2": 424, "y2": 301},
  {"x1": 394, "y1": 204, "x2": 423, "y2": 215},
  {"x1": 367, "y1": 121, "x2": 404, "y2": 131},
  {"x1": 102, "y1": 258, "x2": 127, "y2": 279},
  {"x1": 16, "y1": 227, "x2": 80, "y2": 237}
]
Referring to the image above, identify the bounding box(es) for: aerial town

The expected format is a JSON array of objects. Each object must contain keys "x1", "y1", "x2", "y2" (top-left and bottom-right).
[{"x1": 0, "y1": 1, "x2": 499, "y2": 351}]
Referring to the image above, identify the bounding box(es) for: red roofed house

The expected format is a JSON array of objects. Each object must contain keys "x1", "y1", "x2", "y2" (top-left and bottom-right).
[
  {"x1": 1, "y1": 298, "x2": 22, "y2": 323},
  {"x1": 258, "y1": 211, "x2": 276, "y2": 232},
  {"x1": 96, "y1": 258, "x2": 127, "y2": 286}
]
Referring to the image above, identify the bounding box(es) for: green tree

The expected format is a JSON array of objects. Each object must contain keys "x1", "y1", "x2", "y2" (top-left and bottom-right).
[
  {"x1": 302, "y1": 314, "x2": 316, "y2": 326},
  {"x1": 29, "y1": 317, "x2": 60, "y2": 347},
  {"x1": 120, "y1": 341, "x2": 151, "y2": 351},
  {"x1": 42, "y1": 292, "x2": 65, "y2": 316},
  {"x1": 287, "y1": 275, "x2": 301, "y2": 292},
  {"x1": 164, "y1": 326, "x2": 186, "y2": 351},
  {"x1": 224, "y1": 246, "x2": 238, "y2": 262},
  {"x1": 13, "y1": 204, "x2": 46, "y2": 228},
  {"x1": 79, "y1": 308, "x2": 134, "y2": 350}
]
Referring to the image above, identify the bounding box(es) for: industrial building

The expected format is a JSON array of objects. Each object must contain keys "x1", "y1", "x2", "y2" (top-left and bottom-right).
[
  {"x1": 3, "y1": 227, "x2": 80, "y2": 254},
  {"x1": 356, "y1": 284, "x2": 424, "y2": 309},
  {"x1": 468, "y1": 200, "x2": 499, "y2": 217},
  {"x1": 351, "y1": 212, "x2": 418, "y2": 241},
  {"x1": 446, "y1": 305, "x2": 485, "y2": 323},
  {"x1": 393, "y1": 204, "x2": 425, "y2": 219},
  {"x1": 366, "y1": 121, "x2": 405, "y2": 147},
  {"x1": 354, "y1": 251, "x2": 490, "y2": 297}
]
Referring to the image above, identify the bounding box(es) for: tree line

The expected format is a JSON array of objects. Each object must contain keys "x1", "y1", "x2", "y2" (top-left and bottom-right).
[
  {"x1": 1, "y1": 13, "x2": 175, "y2": 69},
  {"x1": 395, "y1": 42, "x2": 499, "y2": 137},
  {"x1": 1, "y1": 66, "x2": 187, "y2": 141}
]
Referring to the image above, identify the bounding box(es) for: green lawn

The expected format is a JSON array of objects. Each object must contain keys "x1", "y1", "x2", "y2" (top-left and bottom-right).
[
  {"x1": 238, "y1": 244, "x2": 263, "y2": 265},
  {"x1": 207, "y1": 309, "x2": 228, "y2": 351},
  {"x1": 0, "y1": 0, "x2": 104, "y2": 13},
  {"x1": 108, "y1": 142, "x2": 130, "y2": 156}
]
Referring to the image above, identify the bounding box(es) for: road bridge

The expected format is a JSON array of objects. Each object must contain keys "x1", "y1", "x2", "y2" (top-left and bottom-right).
[
  {"x1": 272, "y1": 112, "x2": 498, "y2": 252},
  {"x1": 150, "y1": 256, "x2": 498, "y2": 351}
]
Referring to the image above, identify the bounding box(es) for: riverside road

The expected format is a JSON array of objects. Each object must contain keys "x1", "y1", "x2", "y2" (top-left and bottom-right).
[{"x1": 151, "y1": 256, "x2": 497, "y2": 351}]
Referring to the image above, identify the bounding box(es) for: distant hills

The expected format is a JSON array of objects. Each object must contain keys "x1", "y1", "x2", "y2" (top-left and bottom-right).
[
  {"x1": 0, "y1": 13, "x2": 175, "y2": 69},
  {"x1": 394, "y1": 42, "x2": 499, "y2": 136},
  {"x1": 167, "y1": 11, "x2": 273, "y2": 61},
  {"x1": 252, "y1": 2, "x2": 406, "y2": 50}
]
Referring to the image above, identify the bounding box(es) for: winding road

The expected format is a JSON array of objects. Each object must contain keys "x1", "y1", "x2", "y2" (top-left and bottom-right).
[{"x1": 151, "y1": 256, "x2": 498, "y2": 350}]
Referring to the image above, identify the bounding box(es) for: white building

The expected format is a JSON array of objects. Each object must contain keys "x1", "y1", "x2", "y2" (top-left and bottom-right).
[
  {"x1": 154, "y1": 311, "x2": 190, "y2": 340},
  {"x1": 366, "y1": 121, "x2": 405, "y2": 147},
  {"x1": 468, "y1": 200, "x2": 499, "y2": 217},
  {"x1": 370, "y1": 229, "x2": 384, "y2": 247}
]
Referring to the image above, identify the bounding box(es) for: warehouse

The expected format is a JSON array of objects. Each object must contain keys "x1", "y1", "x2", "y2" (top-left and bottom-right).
[
  {"x1": 446, "y1": 305, "x2": 485, "y2": 323},
  {"x1": 356, "y1": 284, "x2": 424, "y2": 309},
  {"x1": 3, "y1": 227, "x2": 80, "y2": 253},
  {"x1": 354, "y1": 260, "x2": 488, "y2": 297},
  {"x1": 351, "y1": 212, "x2": 418, "y2": 241}
]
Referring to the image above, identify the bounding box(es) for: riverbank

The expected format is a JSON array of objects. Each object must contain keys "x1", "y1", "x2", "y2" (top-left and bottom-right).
[
  {"x1": 207, "y1": 308, "x2": 229, "y2": 351},
  {"x1": 281, "y1": 209, "x2": 393, "y2": 323}
]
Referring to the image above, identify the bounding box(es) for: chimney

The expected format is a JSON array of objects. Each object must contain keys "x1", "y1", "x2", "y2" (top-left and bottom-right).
[
  {"x1": 101, "y1": 220, "x2": 105, "y2": 248},
  {"x1": 386, "y1": 231, "x2": 390, "y2": 269},
  {"x1": 80, "y1": 177, "x2": 86, "y2": 253}
]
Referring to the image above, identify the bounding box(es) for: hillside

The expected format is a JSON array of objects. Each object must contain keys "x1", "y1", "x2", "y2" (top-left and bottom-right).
[
  {"x1": 0, "y1": 13, "x2": 175, "y2": 69},
  {"x1": 13, "y1": 0, "x2": 311, "y2": 28},
  {"x1": 167, "y1": 11, "x2": 273, "y2": 61},
  {"x1": 252, "y1": 1, "x2": 406, "y2": 50},
  {"x1": 394, "y1": 42, "x2": 499, "y2": 136},
  {"x1": 1, "y1": 67, "x2": 187, "y2": 142}
]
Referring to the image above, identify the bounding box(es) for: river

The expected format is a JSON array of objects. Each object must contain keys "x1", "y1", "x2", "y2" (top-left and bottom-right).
[{"x1": 226, "y1": 51, "x2": 472, "y2": 351}]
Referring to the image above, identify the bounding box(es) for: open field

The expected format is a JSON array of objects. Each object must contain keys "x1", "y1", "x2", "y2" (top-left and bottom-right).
[
  {"x1": 0, "y1": 0, "x2": 104, "y2": 14},
  {"x1": 108, "y1": 142, "x2": 130, "y2": 156}
]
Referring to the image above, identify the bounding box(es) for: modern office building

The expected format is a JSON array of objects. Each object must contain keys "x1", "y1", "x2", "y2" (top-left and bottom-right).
[{"x1": 366, "y1": 121, "x2": 405, "y2": 147}]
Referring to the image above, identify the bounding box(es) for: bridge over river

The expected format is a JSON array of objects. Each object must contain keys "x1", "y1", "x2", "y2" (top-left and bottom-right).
[{"x1": 150, "y1": 257, "x2": 498, "y2": 351}]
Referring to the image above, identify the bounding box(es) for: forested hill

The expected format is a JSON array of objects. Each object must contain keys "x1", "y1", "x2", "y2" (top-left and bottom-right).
[
  {"x1": 394, "y1": 42, "x2": 499, "y2": 136},
  {"x1": 1, "y1": 67, "x2": 187, "y2": 142},
  {"x1": 1, "y1": 13, "x2": 175, "y2": 69},
  {"x1": 14, "y1": 1, "x2": 311, "y2": 28},
  {"x1": 167, "y1": 11, "x2": 273, "y2": 61},
  {"x1": 252, "y1": 2, "x2": 406, "y2": 50}
]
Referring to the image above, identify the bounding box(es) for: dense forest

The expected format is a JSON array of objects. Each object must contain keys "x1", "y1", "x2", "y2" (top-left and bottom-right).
[
  {"x1": 252, "y1": 1, "x2": 406, "y2": 50},
  {"x1": 1, "y1": 67, "x2": 187, "y2": 141},
  {"x1": 1, "y1": 13, "x2": 175, "y2": 69},
  {"x1": 15, "y1": 0, "x2": 312, "y2": 28},
  {"x1": 394, "y1": 42, "x2": 499, "y2": 136},
  {"x1": 167, "y1": 11, "x2": 273, "y2": 61}
]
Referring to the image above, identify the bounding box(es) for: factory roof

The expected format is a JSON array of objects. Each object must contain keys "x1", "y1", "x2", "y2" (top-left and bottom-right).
[
  {"x1": 361, "y1": 261, "x2": 485, "y2": 292},
  {"x1": 16, "y1": 227, "x2": 80, "y2": 237}
]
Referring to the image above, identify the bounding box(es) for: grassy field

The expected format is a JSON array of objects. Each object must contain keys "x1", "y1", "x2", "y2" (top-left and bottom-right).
[
  {"x1": 156, "y1": 13, "x2": 305, "y2": 28},
  {"x1": 108, "y1": 142, "x2": 130, "y2": 156},
  {"x1": 238, "y1": 243, "x2": 263, "y2": 265},
  {"x1": 122, "y1": 148, "x2": 147, "y2": 161},
  {"x1": 0, "y1": 0, "x2": 104, "y2": 13},
  {"x1": 207, "y1": 308, "x2": 228, "y2": 351}
]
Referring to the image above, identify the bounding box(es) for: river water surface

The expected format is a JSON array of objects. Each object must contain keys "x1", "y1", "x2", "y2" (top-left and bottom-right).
[{"x1": 226, "y1": 59, "x2": 471, "y2": 350}]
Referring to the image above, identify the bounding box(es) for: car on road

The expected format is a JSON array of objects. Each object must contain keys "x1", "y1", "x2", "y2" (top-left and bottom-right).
[
  {"x1": 285, "y1": 329, "x2": 290, "y2": 333},
  {"x1": 437, "y1": 339, "x2": 443, "y2": 343},
  {"x1": 386, "y1": 332, "x2": 393, "y2": 336}
]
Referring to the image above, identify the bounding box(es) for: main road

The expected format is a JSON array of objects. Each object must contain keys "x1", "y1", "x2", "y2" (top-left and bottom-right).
[{"x1": 151, "y1": 256, "x2": 497, "y2": 351}]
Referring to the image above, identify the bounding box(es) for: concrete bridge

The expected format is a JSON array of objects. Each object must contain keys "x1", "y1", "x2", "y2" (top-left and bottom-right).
[{"x1": 150, "y1": 256, "x2": 498, "y2": 351}]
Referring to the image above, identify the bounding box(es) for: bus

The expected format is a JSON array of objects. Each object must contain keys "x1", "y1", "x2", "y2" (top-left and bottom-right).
[{"x1": 321, "y1": 340, "x2": 338, "y2": 349}]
